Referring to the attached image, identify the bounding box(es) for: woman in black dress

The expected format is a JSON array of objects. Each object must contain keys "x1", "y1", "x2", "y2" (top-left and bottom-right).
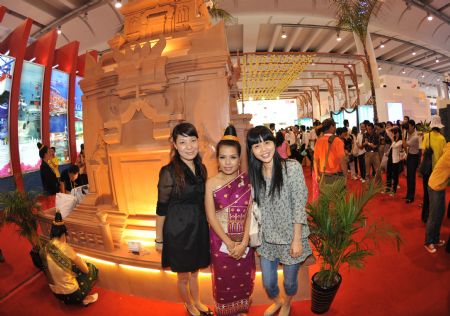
[
  {"x1": 38, "y1": 142, "x2": 60, "y2": 196},
  {"x1": 155, "y1": 122, "x2": 212, "y2": 316}
]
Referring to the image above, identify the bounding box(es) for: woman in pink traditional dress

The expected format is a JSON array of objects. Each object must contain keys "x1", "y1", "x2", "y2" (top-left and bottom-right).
[{"x1": 205, "y1": 125, "x2": 256, "y2": 316}]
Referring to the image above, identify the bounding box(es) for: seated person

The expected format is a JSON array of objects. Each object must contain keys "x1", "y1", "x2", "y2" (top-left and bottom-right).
[
  {"x1": 45, "y1": 211, "x2": 99, "y2": 306},
  {"x1": 60, "y1": 165, "x2": 80, "y2": 193}
]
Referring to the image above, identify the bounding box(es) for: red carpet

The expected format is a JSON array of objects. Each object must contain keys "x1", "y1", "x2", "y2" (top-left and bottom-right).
[
  {"x1": 0, "y1": 169, "x2": 449, "y2": 316},
  {"x1": 0, "y1": 224, "x2": 39, "y2": 299}
]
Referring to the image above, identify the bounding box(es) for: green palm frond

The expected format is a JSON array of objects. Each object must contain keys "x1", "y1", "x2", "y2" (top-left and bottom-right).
[
  {"x1": 307, "y1": 178, "x2": 401, "y2": 288},
  {"x1": 0, "y1": 190, "x2": 42, "y2": 247},
  {"x1": 208, "y1": 2, "x2": 235, "y2": 23},
  {"x1": 329, "y1": 0, "x2": 385, "y2": 122}
]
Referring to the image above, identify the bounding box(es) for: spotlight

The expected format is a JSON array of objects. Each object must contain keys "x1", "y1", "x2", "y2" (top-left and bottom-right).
[
  {"x1": 281, "y1": 31, "x2": 287, "y2": 39},
  {"x1": 435, "y1": 58, "x2": 439, "y2": 63},
  {"x1": 380, "y1": 43, "x2": 385, "y2": 48},
  {"x1": 336, "y1": 32, "x2": 341, "y2": 41},
  {"x1": 402, "y1": 69, "x2": 406, "y2": 74},
  {"x1": 52, "y1": 64, "x2": 59, "y2": 69},
  {"x1": 412, "y1": 50, "x2": 416, "y2": 56},
  {"x1": 249, "y1": 96, "x2": 253, "y2": 101},
  {"x1": 311, "y1": 62, "x2": 316, "y2": 66},
  {"x1": 29, "y1": 57, "x2": 36, "y2": 62},
  {"x1": 114, "y1": 0, "x2": 122, "y2": 9},
  {"x1": 57, "y1": 25, "x2": 62, "y2": 35},
  {"x1": 378, "y1": 66, "x2": 382, "y2": 70},
  {"x1": 421, "y1": 73, "x2": 425, "y2": 78},
  {"x1": 427, "y1": 14, "x2": 433, "y2": 21}
]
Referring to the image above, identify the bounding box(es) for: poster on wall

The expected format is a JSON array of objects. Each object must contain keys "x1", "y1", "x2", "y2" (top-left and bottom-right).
[
  {"x1": 0, "y1": 55, "x2": 15, "y2": 178},
  {"x1": 49, "y1": 69, "x2": 69, "y2": 164},
  {"x1": 18, "y1": 61, "x2": 44, "y2": 173},
  {"x1": 74, "y1": 76, "x2": 83, "y2": 154}
]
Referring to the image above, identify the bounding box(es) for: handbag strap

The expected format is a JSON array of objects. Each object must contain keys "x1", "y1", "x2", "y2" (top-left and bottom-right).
[{"x1": 322, "y1": 135, "x2": 336, "y2": 174}]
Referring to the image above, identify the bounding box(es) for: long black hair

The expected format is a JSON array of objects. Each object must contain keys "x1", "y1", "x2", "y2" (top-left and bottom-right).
[
  {"x1": 216, "y1": 125, "x2": 241, "y2": 157},
  {"x1": 246, "y1": 125, "x2": 285, "y2": 205},
  {"x1": 171, "y1": 122, "x2": 207, "y2": 193},
  {"x1": 275, "y1": 131, "x2": 285, "y2": 148}
]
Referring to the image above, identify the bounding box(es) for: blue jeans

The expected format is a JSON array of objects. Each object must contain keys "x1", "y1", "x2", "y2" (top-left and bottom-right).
[
  {"x1": 425, "y1": 186, "x2": 446, "y2": 245},
  {"x1": 260, "y1": 256, "x2": 300, "y2": 298}
]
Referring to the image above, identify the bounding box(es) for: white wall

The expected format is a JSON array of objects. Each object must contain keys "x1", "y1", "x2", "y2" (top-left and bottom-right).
[{"x1": 375, "y1": 75, "x2": 430, "y2": 122}]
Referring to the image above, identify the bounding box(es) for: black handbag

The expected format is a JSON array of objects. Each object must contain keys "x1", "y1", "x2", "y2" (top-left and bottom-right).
[{"x1": 419, "y1": 133, "x2": 433, "y2": 177}]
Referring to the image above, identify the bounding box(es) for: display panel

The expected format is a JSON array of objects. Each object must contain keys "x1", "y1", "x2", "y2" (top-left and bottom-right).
[
  {"x1": 74, "y1": 76, "x2": 83, "y2": 153},
  {"x1": 358, "y1": 105, "x2": 374, "y2": 124},
  {"x1": 298, "y1": 117, "x2": 313, "y2": 128},
  {"x1": 386, "y1": 102, "x2": 403, "y2": 123},
  {"x1": 0, "y1": 55, "x2": 15, "y2": 178},
  {"x1": 331, "y1": 111, "x2": 344, "y2": 127},
  {"x1": 18, "y1": 61, "x2": 44, "y2": 173},
  {"x1": 343, "y1": 109, "x2": 358, "y2": 130},
  {"x1": 49, "y1": 69, "x2": 70, "y2": 164}
]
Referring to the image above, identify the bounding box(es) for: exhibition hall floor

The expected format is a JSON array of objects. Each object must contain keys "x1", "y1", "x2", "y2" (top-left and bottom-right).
[{"x1": 1, "y1": 168, "x2": 449, "y2": 316}]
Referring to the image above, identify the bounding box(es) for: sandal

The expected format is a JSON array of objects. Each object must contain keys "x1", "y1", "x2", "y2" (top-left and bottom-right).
[
  {"x1": 424, "y1": 244, "x2": 436, "y2": 254},
  {"x1": 435, "y1": 240, "x2": 446, "y2": 247}
]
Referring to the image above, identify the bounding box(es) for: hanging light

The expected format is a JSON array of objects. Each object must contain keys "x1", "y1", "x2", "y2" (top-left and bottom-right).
[
  {"x1": 412, "y1": 50, "x2": 416, "y2": 56},
  {"x1": 435, "y1": 57, "x2": 440, "y2": 63},
  {"x1": 57, "y1": 25, "x2": 62, "y2": 35},
  {"x1": 380, "y1": 42, "x2": 385, "y2": 48},
  {"x1": 114, "y1": 0, "x2": 122, "y2": 9},
  {"x1": 281, "y1": 31, "x2": 287, "y2": 39},
  {"x1": 421, "y1": 73, "x2": 425, "y2": 78},
  {"x1": 336, "y1": 31, "x2": 342, "y2": 42},
  {"x1": 427, "y1": 14, "x2": 433, "y2": 21},
  {"x1": 402, "y1": 68, "x2": 406, "y2": 74},
  {"x1": 378, "y1": 66, "x2": 382, "y2": 70}
]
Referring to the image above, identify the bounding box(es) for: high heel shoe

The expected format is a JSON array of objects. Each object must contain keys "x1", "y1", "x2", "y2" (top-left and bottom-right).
[{"x1": 185, "y1": 304, "x2": 201, "y2": 316}]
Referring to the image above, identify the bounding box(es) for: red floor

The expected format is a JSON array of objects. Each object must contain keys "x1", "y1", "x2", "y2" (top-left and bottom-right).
[{"x1": 0, "y1": 169, "x2": 449, "y2": 316}]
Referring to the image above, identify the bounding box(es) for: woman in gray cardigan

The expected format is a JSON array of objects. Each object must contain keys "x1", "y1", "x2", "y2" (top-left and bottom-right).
[{"x1": 246, "y1": 126, "x2": 312, "y2": 316}]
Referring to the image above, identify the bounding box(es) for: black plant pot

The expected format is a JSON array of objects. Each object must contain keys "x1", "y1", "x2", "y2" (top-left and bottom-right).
[
  {"x1": 29, "y1": 246, "x2": 44, "y2": 270},
  {"x1": 311, "y1": 272, "x2": 342, "y2": 314}
]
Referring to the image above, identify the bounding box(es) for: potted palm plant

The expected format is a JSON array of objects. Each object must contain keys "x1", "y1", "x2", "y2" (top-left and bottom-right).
[
  {"x1": 307, "y1": 179, "x2": 400, "y2": 314},
  {"x1": 0, "y1": 190, "x2": 43, "y2": 269}
]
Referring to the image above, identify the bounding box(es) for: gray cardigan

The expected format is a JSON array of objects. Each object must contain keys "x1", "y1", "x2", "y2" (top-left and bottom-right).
[{"x1": 258, "y1": 159, "x2": 310, "y2": 245}]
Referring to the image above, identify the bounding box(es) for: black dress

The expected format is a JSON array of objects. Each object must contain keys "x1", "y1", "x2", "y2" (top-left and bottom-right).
[
  {"x1": 156, "y1": 162, "x2": 210, "y2": 273},
  {"x1": 40, "y1": 161, "x2": 60, "y2": 196}
]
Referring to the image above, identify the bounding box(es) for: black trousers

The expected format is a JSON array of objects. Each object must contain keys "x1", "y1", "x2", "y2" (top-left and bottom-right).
[
  {"x1": 406, "y1": 154, "x2": 420, "y2": 200},
  {"x1": 357, "y1": 154, "x2": 366, "y2": 179},
  {"x1": 391, "y1": 162, "x2": 401, "y2": 193},
  {"x1": 386, "y1": 153, "x2": 393, "y2": 190}
]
